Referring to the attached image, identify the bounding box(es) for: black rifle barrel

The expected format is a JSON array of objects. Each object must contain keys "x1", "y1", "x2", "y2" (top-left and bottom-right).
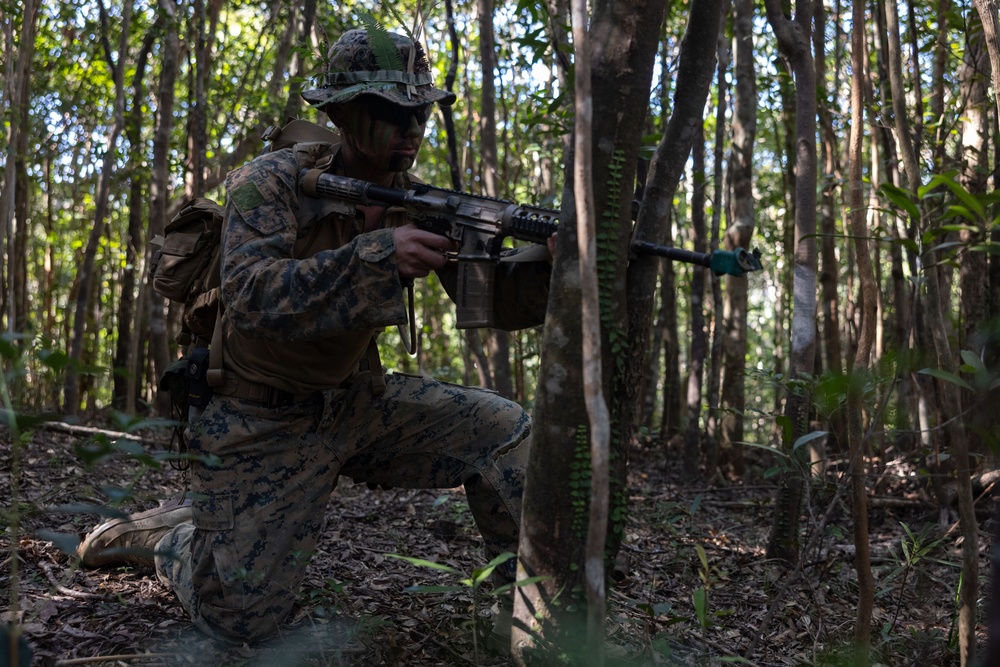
[
  {"x1": 631, "y1": 240, "x2": 712, "y2": 267},
  {"x1": 305, "y1": 170, "x2": 415, "y2": 207}
]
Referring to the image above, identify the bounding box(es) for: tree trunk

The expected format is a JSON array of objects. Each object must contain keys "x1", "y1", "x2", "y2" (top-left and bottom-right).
[
  {"x1": 814, "y1": 0, "x2": 848, "y2": 468},
  {"x1": 886, "y1": 0, "x2": 979, "y2": 660},
  {"x1": 185, "y1": 0, "x2": 223, "y2": 198},
  {"x1": 973, "y1": 0, "x2": 1000, "y2": 123},
  {"x1": 514, "y1": 0, "x2": 672, "y2": 659},
  {"x1": 720, "y1": 0, "x2": 757, "y2": 478},
  {"x1": 958, "y1": 11, "x2": 992, "y2": 467},
  {"x1": 566, "y1": 0, "x2": 611, "y2": 654},
  {"x1": 147, "y1": 0, "x2": 181, "y2": 417},
  {"x1": 65, "y1": 0, "x2": 133, "y2": 415},
  {"x1": 440, "y1": 0, "x2": 492, "y2": 390},
  {"x1": 116, "y1": 25, "x2": 159, "y2": 410},
  {"x1": 683, "y1": 123, "x2": 708, "y2": 479},
  {"x1": 705, "y1": 6, "x2": 730, "y2": 475},
  {"x1": 477, "y1": 0, "x2": 514, "y2": 398},
  {"x1": 846, "y1": 0, "x2": 876, "y2": 654},
  {"x1": 0, "y1": 0, "x2": 39, "y2": 335},
  {"x1": 763, "y1": 0, "x2": 818, "y2": 567},
  {"x1": 658, "y1": 249, "x2": 682, "y2": 441},
  {"x1": 624, "y1": 0, "x2": 724, "y2": 450}
]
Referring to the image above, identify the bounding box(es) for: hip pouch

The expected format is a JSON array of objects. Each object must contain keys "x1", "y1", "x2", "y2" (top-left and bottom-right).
[{"x1": 186, "y1": 347, "x2": 215, "y2": 409}]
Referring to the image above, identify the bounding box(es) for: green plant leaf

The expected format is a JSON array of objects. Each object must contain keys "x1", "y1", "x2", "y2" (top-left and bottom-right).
[
  {"x1": 693, "y1": 587, "x2": 708, "y2": 628},
  {"x1": 35, "y1": 529, "x2": 81, "y2": 556},
  {"x1": 792, "y1": 430, "x2": 828, "y2": 452},
  {"x1": 734, "y1": 441, "x2": 790, "y2": 460},
  {"x1": 386, "y1": 553, "x2": 463, "y2": 576},
  {"x1": 940, "y1": 207, "x2": 979, "y2": 224},
  {"x1": 494, "y1": 575, "x2": 548, "y2": 596},
  {"x1": 357, "y1": 10, "x2": 404, "y2": 72},
  {"x1": 917, "y1": 367, "x2": 974, "y2": 391},
  {"x1": 46, "y1": 503, "x2": 129, "y2": 520},
  {"x1": 405, "y1": 584, "x2": 468, "y2": 594},
  {"x1": 959, "y1": 350, "x2": 986, "y2": 374},
  {"x1": 969, "y1": 242, "x2": 1000, "y2": 255},
  {"x1": 880, "y1": 183, "x2": 920, "y2": 221},
  {"x1": 695, "y1": 544, "x2": 708, "y2": 571},
  {"x1": 924, "y1": 241, "x2": 964, "y2": 255},
  {"x1": 926, "y1": 173, "x2": 986, "y2": 219}
]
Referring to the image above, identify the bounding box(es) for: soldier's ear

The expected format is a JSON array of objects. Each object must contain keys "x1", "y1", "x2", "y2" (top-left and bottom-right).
[{"x1": 324, "y1": 103, "x2": 348, "y2": 128}]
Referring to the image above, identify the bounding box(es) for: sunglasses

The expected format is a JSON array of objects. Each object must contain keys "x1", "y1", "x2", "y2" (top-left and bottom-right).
[{"x1": 366, "y1": 102, "x2": 433, "y2": 127}]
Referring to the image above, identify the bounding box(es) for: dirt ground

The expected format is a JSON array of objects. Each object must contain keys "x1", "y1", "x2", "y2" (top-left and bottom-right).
[{"x1": 1, "y1": 418, "x2": 992, "y2": 666}]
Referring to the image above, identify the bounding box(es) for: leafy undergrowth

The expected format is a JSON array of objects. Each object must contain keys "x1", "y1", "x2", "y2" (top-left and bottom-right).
[{"x1": 1, "y1": 419, "x2": 989, "y2": 666}]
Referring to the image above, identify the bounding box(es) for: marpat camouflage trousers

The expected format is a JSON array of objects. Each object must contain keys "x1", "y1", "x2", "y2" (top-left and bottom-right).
[{"x1": 154, "y1": 370, "x2": 530, "y2": 643}]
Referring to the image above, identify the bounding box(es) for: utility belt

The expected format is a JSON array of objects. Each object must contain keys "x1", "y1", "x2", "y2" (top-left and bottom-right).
[
  {"x1": 215, "y1": 373, "x2": 316, "y2": 408},
  {"x1": 203, "y1": 336, "x2": 387, "y2": 408}
]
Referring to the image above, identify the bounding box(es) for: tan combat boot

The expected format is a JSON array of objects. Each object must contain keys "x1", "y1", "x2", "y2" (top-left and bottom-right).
[
  {"x1": 485, "y1": 601, "x2": 514, "y2": 654},
  {"x1": 76, "y1": 496, "x2": 193, "y2": 569}
]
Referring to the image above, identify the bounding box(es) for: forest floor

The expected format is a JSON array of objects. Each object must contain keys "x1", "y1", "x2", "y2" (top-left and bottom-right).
[{"x1": 1, "y1": 416, "x2": 992, "y2": 667}]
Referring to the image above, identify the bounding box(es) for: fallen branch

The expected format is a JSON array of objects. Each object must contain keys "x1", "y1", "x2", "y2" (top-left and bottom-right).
[
  {"x1": 37, "y1": 560, "x2": 109, "y2": 601},
  {"x1": 38, "y1": 420, "x2": 170, "y2": 447},
  {"x1": 53, "y1": 654, "x2": 184, "y2": 666}
]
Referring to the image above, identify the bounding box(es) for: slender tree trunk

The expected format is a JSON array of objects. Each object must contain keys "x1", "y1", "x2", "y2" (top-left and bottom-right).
[
  {"x1": 659, "y1": 248, "x2": 682, "y2": 442},
  {"x1": 721, "y1": 0, "x2": 757, "y2": 478},
  {"x1": 0, "y1": 0, "x2": 38, "y2": 334},
  {"x1": 705, "y1": 5, "x2": 730, "y2": 475},
  {"x1": 477, "y1": 0, "x2": 514, "y2": 398},
  {"x1": 958, "y1": 11, "x2": 991, "y2": 460},
  {"x1": 683, "y1": 124, "x2": 708, "y2": 479},
  {"x1": 763, "y1": 0, "x2": 818, "y2": 566},
  {"x1": 887, "y1": 0, "x2": 979, "y2": 660},
  {"x1": 148, "y1": 0, "x2": 181, "y2": 417},
  {"x1": 440, "y1": 0, "x2": 492, "y2": 390},
  {"x1": 814, "y1": 0, "x2": 849, "y2": 469},
  {"x1": 117, "y1": 26, "x2": 160, "y2": 410},
  {"x1": 442, "y1": 0, "x2": 464, "y2": 192},
  {"x1": 814, "y1": 2, "x2": 843, "y2": 380},
  {"x1": 973, "y1": 0, "x2": 1000, "y2": 122},
  {"x1": 625, "y1": 0, "x2": 723, "y2": 451},
  {"x1": 846, "y1": 0, "x2": 875, "y2": 655},
  {"x1": 65, "y1": 0, "x2": 133, "y2": 414}
]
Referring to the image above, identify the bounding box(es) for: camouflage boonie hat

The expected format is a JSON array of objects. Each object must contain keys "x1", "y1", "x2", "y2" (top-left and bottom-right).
[{"x1": 302, "y1": 29, "x2": 457, "y2": 109}]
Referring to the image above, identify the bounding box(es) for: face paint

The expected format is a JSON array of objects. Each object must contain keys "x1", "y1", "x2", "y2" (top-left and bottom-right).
[{"x1": 336, "y1": 99, "x2": 428, "y2": 179}]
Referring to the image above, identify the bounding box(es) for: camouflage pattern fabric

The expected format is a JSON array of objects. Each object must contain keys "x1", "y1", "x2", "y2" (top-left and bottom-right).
[
  {"x1": 300, "y1": 29, "x2": 456, "y2": 109},
  {"x1": 156, "y1": 370, "x2": 530, "y2": 644},
  {"x1": 150, "y1": 135, "x2": 549, "y2": 644},
  {"x1": 219, "y1": 145, "x2": 549, "y2": 395}
]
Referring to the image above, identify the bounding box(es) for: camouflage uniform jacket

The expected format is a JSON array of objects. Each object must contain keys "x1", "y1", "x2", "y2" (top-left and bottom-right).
[{"x1": 219, "y1": 141, "x2": 551, "y2": 395}]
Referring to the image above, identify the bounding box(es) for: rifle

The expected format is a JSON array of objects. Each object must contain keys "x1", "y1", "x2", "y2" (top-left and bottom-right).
[{"x1": 300, "y1": 170, "x2": 763, "y2": 328}]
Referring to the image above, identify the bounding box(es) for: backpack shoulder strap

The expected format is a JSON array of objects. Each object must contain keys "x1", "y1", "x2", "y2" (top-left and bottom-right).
[{"x1": 262, "y1": 119, "x2": 341, "y2": 153}]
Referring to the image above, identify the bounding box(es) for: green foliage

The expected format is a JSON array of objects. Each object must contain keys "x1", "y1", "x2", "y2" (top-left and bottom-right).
[
  {"x1": 388, "y1": 551, "x2": 516, "y2": 593},
  {"x1": 357, "y1": 9, "x2": 405, "y2": 71},
  {"x1": 568, "y1": 425, "x2": 592, "y2": 538},
  {"x1": 386, "y1": 550, "x2": 546, "y2": 661}
]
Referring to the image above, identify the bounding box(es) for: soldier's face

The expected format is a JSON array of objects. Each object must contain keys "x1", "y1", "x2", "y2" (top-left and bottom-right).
[{"x1": 334, "y1": 99, "x2": 430, "y2": 173}]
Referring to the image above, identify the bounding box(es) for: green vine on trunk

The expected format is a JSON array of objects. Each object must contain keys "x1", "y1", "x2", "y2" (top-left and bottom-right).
[
  {"x1": 599, "y1": 149, "x2": 628, "y2": 545},
  {"x1": 570, "y1": 424, "x2": 592, "y2": 539}
]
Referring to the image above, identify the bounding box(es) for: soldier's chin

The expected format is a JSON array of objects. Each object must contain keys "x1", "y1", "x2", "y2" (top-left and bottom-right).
[{"x1": 388, "y1": 153, "x2": 417, "y2": 172}]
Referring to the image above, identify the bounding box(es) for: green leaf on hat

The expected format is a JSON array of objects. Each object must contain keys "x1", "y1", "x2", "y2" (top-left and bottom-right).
[{"x1": 358, "y1": 10, "x2": 404, "y2": 72}]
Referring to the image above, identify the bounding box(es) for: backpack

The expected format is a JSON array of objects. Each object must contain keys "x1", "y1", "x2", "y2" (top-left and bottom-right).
[
  {"x1": 150, "y1": 198, "x2": 225, "y2": 348},
  {"x1": 151, "y1": 119, "x2": 341, "y2": 348}
]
